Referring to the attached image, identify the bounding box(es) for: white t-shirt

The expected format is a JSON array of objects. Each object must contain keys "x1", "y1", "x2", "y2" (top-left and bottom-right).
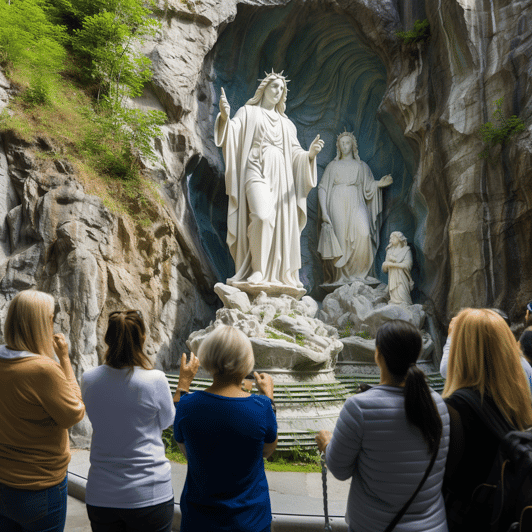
[
  {"x1": 81, "y1": 365, "x2": 175, "y2": 508},
  {"x1": 440, "y1": 337, "x2": 532, "y2": 391}
]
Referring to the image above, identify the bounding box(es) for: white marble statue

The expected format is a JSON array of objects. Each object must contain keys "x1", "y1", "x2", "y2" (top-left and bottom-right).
[
  {"x1": 318, "y1": 132, "x2": 392, "y2": 284},
  {"x1": 214, "y1": 72, "x2": 324, "y2": 295},
  {"x1": 382, "y1": 231, "x2": 414, "y2": 305}
]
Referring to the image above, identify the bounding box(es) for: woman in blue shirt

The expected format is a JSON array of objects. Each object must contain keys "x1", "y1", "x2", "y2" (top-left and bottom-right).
[{"x1": 174, "y1": 325, "x2": 277, "y2": 532}]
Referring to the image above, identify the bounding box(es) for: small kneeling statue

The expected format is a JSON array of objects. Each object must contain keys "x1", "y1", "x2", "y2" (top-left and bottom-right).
[{"x1": 382, "y1": 231, "x2": 414, "y2": 305}]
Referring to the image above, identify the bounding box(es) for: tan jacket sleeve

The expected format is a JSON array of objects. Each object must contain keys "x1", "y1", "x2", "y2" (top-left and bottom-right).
[{"x1": 37, "y1": 358, "x2": 85, "y2": 428}]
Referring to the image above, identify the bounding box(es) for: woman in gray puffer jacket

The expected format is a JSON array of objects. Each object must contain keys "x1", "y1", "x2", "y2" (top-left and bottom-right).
[{"x1": 316, "y1": 320, "x2": 450, "y2": 532}]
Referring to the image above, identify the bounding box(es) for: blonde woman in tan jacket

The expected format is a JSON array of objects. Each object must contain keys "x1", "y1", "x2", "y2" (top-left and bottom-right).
[{"x1": 0, "y1": 290, "x2": 85, "y2": 532}]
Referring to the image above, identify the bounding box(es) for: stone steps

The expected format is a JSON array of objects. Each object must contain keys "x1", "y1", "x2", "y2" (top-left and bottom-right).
[{"x1": 165, "y1": 370, "x2": 446, "y2": 450}]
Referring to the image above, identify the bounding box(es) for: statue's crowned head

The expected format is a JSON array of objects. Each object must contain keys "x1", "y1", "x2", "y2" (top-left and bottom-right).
[
  {"x1": 246, "y1": 71, "x2": 289, "y2": 116},
  {"x1": 336, "y1": 131, "x2": 360, "y2": 161}
]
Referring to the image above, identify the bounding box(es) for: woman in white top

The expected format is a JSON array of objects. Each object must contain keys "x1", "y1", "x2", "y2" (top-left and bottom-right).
[{"x1": 81, "y1": 310, "x2": 175, "y2": 532}]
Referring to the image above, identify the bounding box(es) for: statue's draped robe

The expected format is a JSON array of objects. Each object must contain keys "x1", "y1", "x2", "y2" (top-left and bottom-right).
[
  {"x1": 214, "y1": 105, "x2": 317, "y2": 288},
  {"x1": 318, "y1": 158, "x2": 382, "y2": 282},
  {"x1": 385, "y1": 244, "x2": 414, "y2": 305}
]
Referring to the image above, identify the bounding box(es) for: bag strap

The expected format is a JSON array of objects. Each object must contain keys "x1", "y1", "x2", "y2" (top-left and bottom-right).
[
  {"x1": 451, "y1": 388, "x2": 513, "y2": 441},
  {"x1": 383, "y1": 443, "x2": 439, "y2": 532}
]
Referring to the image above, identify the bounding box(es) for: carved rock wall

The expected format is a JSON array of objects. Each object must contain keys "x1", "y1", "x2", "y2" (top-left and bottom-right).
[
  {"x1": 144, "y1": 0, "x2": 532, "y2": 326},
  {"x1": 379, "y1": 0, "x2": 532, "y2": 323}
]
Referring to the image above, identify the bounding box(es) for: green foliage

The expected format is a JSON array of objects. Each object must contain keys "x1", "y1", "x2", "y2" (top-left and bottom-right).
[
  {"x1": 82, "y1": 97, "x2": 165, "y2": 178},
  {"x1": 163, "y1": 426, "x2": 322, "y2": 472},
  {"x1": 162, "y1": 427, "x2": 180, "y2": 453},
  {"x1": 295, "y1": 333, "x2": 306, "y2": 347},
  {"x1": 162, "y1": 427, "x2": 187, "y2": 464},
  {"x1": 267, "y1": 330, "x2": 290, "y2": 342},
  {"x1": 0, "y1": 0, "x2": 166, "y2": 200},
  {"x1": 479, "y1": 98, "x2": 525, "y2": 160},
  {"x1": 338, "y1": 321, "x2": 354, "y2": 338},
  {"x1": 0, "y1": 0, "x2": 67, "y2": 68},
  {"x1": 0, "y1": 0, "x2": 68, "y2": 105},
  {"x1": 71, "y1": 0, "x2": 159, "y2": 102},
  {"x1": 267, "y1": 445, "x2": 321, "y2": 472},
  {"x1": 287, "y1": 444, "x2": 320, "y2": 465},
  {"x1": 338, "y1": 322, "x2": 372, "y2": 340},
  {"x1": 396, "y1": 19, "x2": 430, "y2": 45}
]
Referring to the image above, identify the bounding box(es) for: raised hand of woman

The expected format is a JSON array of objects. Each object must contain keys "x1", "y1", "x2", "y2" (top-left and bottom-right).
[
  {"x1": 254, "y1": 372, "x2": 274, "y2": 400},
  {"x1": 178, "y1": 353, "x2": 199, "y2": 389},
  {"x1": 53, "y1": 333, "x2": 69, "y2": 361},
  {"x1": 315, "y1": 429, "x2": 332, "y2": 453}
]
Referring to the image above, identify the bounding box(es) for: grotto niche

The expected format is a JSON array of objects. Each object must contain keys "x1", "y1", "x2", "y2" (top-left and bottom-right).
[{"x1": 188, "y1": 2, "x2": 423, "y2": 300}]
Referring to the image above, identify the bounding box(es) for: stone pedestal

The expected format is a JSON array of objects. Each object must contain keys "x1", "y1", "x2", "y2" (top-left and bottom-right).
[{"x1": 186, "y1": 283, "x2": 348, "y2": 446}]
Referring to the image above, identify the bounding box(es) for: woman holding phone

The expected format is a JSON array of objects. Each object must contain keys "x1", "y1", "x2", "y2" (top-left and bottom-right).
[{"x1": 174, "y1": 325, "x2": 278, "y2": 532}]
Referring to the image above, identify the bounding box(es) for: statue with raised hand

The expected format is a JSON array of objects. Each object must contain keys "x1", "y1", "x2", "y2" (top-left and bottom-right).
[{"x1": 215, "y1": 72, "x2": 324, "y2": 296}]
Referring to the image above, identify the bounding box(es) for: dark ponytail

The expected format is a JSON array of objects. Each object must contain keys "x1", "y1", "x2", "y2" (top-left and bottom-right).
[{"x1": 375, "y1": 320, "x2": 442, "y2": 454}]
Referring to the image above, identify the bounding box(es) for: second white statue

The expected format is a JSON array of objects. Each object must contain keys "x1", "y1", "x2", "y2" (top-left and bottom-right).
[
  {"x1": 214, "y1": 72, "x2": 324, "y2": 297},
  {"x1": 318, "y1": 131, "x2": 392, "y2": 284}
]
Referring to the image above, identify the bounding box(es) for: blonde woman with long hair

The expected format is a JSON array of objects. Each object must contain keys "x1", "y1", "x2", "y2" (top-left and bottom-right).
[
  {"x1": 443, "y1": 308, "x2": 532, "y2": 531},
  {"x1": 0, "y1": 290, "x2": 85, "y2": 532}
]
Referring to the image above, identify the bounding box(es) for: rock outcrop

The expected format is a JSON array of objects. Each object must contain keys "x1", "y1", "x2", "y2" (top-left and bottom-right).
[
  {"x1": 0, "y1": 128, "x2": 217, "y2": 444},
  {"x1": 319, "y1": 280, "x2": 433, "y2": 364},
  {"x1": 188, "y1": 283, "x2": 342, "y2": 380}
]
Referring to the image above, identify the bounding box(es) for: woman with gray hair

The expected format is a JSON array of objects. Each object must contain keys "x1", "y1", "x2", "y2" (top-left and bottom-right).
[{"x1": 174, "y1": 325, "x2": 277, "y2": 532}]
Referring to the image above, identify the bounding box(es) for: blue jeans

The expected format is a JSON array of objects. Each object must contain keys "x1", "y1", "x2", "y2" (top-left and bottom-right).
[
  {"x1": 0, "y1": 475, "x2": 68, "y2": 532},
  {"x1": 86, "y1": 497, "x2": 174, "y2": 532}
]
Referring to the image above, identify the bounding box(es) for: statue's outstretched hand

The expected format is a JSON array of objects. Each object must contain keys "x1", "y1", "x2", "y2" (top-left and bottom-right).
[
  {"x1": 219, "y1": 87, "x2": 230, "y2": 120},
  {"x1": 378, "y1": 174, "x2": 393, "y2": 188},
  {"x1": 309, "y1": 134, "x2": 324, "y2": 161}
]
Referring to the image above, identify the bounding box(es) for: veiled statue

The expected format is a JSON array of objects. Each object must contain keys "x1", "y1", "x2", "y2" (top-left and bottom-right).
[
  {"x1": 214, "y1": 72, "x2": 324, "y2": 295},
  {"x1": 318, "y1": 132, "x2": 392, "y2": 284},
  {"x1": 382, "y1": 231, "x2": 414, "y2": 305}
]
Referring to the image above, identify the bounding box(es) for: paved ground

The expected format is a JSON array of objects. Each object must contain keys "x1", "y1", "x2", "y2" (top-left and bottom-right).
[
  {"x1": 67, "y1": 448, "x2": 351, "y2": 531},
  {"x1": 65, "y1": 494, "x2": 92, "y2": 532}
]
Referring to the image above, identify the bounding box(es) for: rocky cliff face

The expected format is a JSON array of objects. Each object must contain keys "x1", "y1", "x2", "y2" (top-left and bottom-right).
[
  {"x1": 0, "y1": 124, "x2": 217, "y2": 442},
  {"x1": 1, "y1": 0, "x2": 532, "y2": 441},
  {"x1": 142, "y1": 0, "x2": 532, "y2": 325}
]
